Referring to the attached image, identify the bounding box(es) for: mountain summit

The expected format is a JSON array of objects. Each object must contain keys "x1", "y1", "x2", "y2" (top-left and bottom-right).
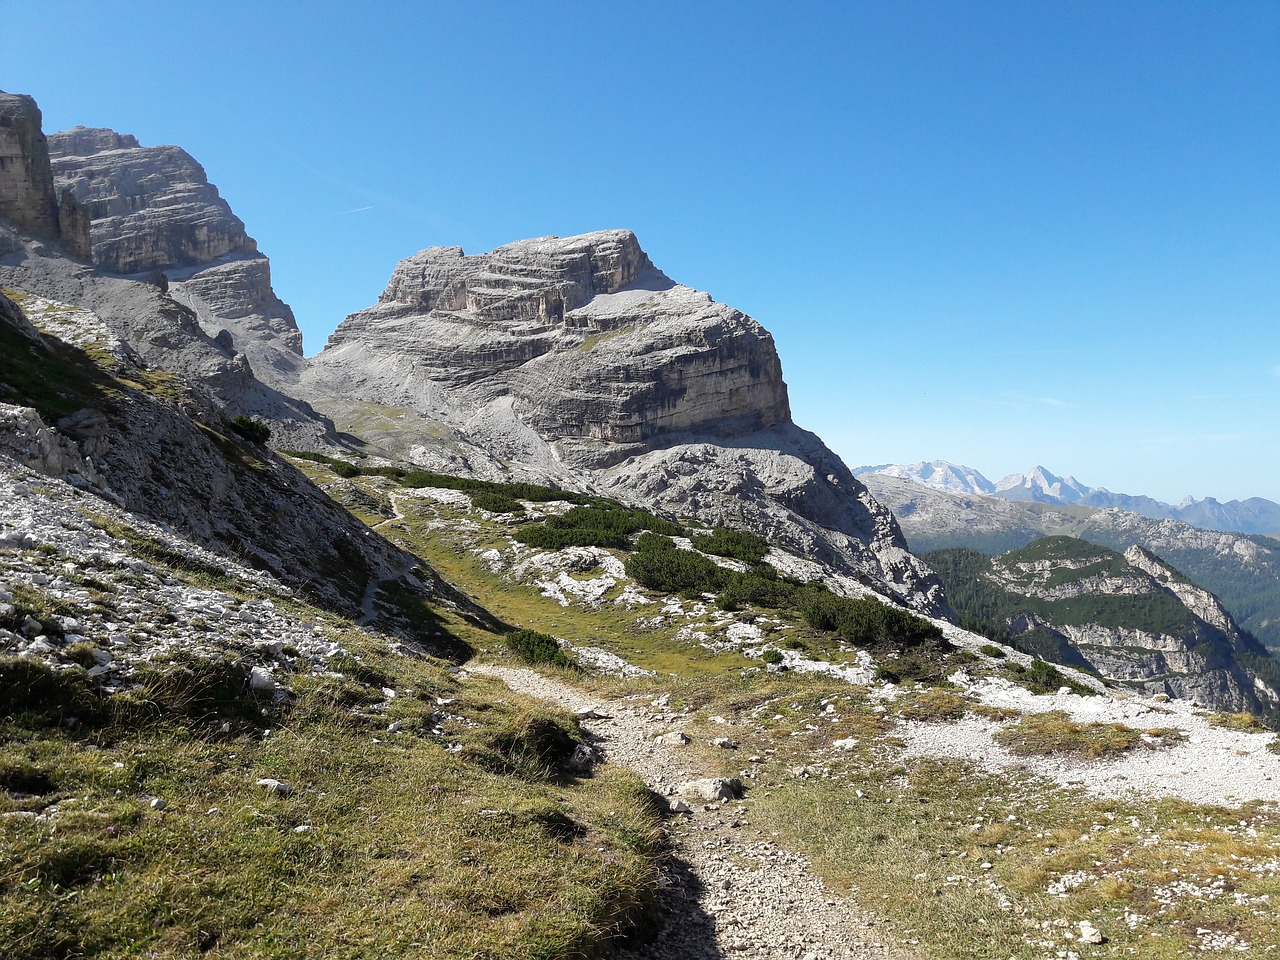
[{"x1": 302, "y1": 230, "x2": 946, "y2": 612}]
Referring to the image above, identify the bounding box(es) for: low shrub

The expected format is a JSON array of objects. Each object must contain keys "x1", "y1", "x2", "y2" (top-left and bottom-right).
[
  {"x1": 692, "y1": 526, "x2": 769, "y2": 565},
  {"x1": 516, "y1": 505, "x2": 681, "y2": 551},
  {"x1": 469, "y1": 491, "x2": 526, "y2": 514},
  {"x1": 1005, "y1": 659, "x2": 1093, "y2": 696},
  {"x1": 229, "y1": 414, "x2": 271, "y2": 444},
  {"x1": 626, "y1": 535, "x2": 727, "y2": 596},
  {"x1": 506, "y1": 629, "x2": 574, "y2": 668},
  {"x1": 760, "y1": 649, "x2": 784, "y2": 665}
]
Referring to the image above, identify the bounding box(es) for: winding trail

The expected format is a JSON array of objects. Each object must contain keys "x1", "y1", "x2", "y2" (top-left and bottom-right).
[
  {"x1": 469, "y1": 666, "x2": 919, "y2": 960},
  {"x1": 357, "y1": 492, "x2": 415, "y2": 627}
]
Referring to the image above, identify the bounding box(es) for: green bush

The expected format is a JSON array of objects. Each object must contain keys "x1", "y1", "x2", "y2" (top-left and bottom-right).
[
  {"x1": 979, "y1": 643, "x2": 1007, "y2": 659},
  {"x1": 505, "y1": 629, "x2": 574, "y2": 668},
  {"x1": 229, "y1": 414, "x2": 271, "y2": 444},
  {"x1": 797, "y1": 588, "x2": 944, "y2": 650},
  {"x1": 692, "y1": 526, "x2": 769, "y2": 565},
  {"x1": 760, "y1": 649, "x2": 784, "y2": 665},
  {"x1": 626, "y1": 535, "x2": 727, "y2": 597},
  {"x1": 1006, "y1": 659, "x2": 1093, "y2": 696},
  {"x1": 470, "y1": 491, "x2": 526, "y2": 514},
  {"x1": 516, "y1": 505, "x2": 681, "y2": 551}
]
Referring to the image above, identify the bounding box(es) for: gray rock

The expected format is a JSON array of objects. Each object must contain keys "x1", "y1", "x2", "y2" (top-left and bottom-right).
[
  {"x1": 654, "y1": 731, "x2": 691, "y2": 746},
  {"x1": 249, "y1": 666, "x2": 276, "y2": 695},
  {"x1": 564, "y1": 742, "x2": 600, "y2": 774},
  {"x1": 255, "y1": 778, "x2": 294, "y2": 796},
  {"x1": 303, "y1": 230, "x2": 946, "y2": 614},
  {"x1": 678, "y1": 778, "x2": 742, "y2": 801}
]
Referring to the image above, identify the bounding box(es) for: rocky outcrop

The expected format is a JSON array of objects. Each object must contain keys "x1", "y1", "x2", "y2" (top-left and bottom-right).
[
  {"x1": 0, "y1": 92, "x2": 322, "y2": 444},
  {"x1": 305, "y1": 230, "x2": 944, "y2": 613},
  {"x1": 0, "y1": 289, "x2": 470, "y2": 630},
  {"x1": 48, "y1": 126, "x2": 254, "y2": 273},
  {"x1": 928, "y1": 537, "x2": 1280, "y2": 716},
  {"x1": 0, "y1": 92, "x2": 90, "y2": 258},
  {"x1": 48, "y1": 125, "x2": 304, "y2": 389},
  {"x1": 862, "y1": 472, "x2": 1280, "y2": 651},
  {"x1": 316, "y1": 232, "x2": 789, "y2": 459}
]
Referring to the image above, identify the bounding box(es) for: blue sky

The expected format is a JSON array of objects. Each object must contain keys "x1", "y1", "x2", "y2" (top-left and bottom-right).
[{"x1": 7, "y1": 1, "x2": 1278, "y2": 503}]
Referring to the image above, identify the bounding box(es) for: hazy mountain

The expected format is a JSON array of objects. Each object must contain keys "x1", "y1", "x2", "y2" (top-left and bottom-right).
[
  {"x1": 863, "y1": 473, "x2": 1280, "y2": 652},
  {"x1": 857, "y1": 461, "x2": 1280, "y2": 535}
]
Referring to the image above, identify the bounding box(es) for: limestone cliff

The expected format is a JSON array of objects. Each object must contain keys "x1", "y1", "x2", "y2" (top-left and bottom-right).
[
  {"x1": 304, "y1": 231, "x2": 946, "y2": 613},
  {"x1": 0, "y1": 92, "x2": 90, "y2": 258},
  {"x1": 48, "y1": 126, "x2": 304, "y2": 389},
  {"x1": 925, "y1": 537, "x2": 1280, "y2": 716}
]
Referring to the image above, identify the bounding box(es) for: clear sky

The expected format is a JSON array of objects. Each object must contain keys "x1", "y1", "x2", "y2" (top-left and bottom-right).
[{"x1": 7, "y1": 1, "x2": 1278, "y2": 503}]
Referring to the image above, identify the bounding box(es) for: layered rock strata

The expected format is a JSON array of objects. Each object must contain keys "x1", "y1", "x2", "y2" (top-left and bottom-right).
[
  {"x1": 48, "y1": 125, "x2": 304, "y2": 389},
  {"x1": 306, "y1": 230, "x2": 946, "y2": 613},
  {"x1": 932, "y1": 536, "x2": 1279, "y2": 715},
  {"x1": 0, "y1": 92, "x2": 90, "y2": 258}
]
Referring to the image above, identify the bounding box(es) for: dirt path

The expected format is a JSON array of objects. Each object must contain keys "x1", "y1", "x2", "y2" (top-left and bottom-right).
[
  {"x1": 469, "y1": 666, "x2": 919, "y2": 960},
  {"x1": 358, "y1": 493, "x2": 416, "y2": 627}
]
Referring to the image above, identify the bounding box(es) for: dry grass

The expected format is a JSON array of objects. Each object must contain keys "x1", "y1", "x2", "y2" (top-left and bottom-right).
[{"x1": 994, "y1": 710, "x2": 1184, "y2": 758}]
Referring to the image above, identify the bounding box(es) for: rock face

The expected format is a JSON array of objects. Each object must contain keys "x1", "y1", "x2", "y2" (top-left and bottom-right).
[
  {"x1": 0, "y1": 290, "x2": 470, "y2": 629},
  {"x1": 0, "y1": 95, "x2": 328, "y2": 446},
  {"x1": 862, "y1": 472, "x2": 1280, "y2": 651},
  {"x1": 0, "y1": 92, "x2": 90, "y2": 258},
  {"x1": 317, "y1": 232, "x2": 789, "y2": 461},
  {"x1": 926, "y1": 537, "x2": 1280, "y2": 716},
  {"x1": 48, "y1": 125, "x2": 304, "y2": 389},
  {"x1": 48, "y1": 126, "x2": 254, "y2": 274},
  {"x1": 305, "y1": 230, "x2": 945, "y2": 613}
]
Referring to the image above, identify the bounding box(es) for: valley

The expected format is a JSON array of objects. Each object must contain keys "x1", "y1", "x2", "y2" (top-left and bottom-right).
[{"x1": 3, "y1": 85, "x2": 1280, "y2": 960}]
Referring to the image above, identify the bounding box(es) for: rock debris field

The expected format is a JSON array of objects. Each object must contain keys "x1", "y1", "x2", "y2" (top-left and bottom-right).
[{"x1": 470, "y1": 666, "x2": 919, "y2": 960}]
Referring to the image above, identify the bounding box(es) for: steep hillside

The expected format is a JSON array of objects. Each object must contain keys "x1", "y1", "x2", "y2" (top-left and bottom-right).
[
  {"x1": 0, "y1": 286, "x2": 464, "y2": 626},
  {"x1": 924, "y1": 537, "x2": 1280, "y2": 716},
  {"x1": 864, "y1": 473, "x2": 1280, "y2": 651},
  {"x1": 0, "y1": 103, "x2": 336, "y2": 449},
  {"x1": 48, "y1": 125, "x2": 306, "y2": 391},
  {"x1": 303, "y1": 231, "x2": 946, "y2": 615}
]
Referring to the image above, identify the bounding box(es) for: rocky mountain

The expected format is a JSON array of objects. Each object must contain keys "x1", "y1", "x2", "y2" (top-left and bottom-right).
[
  {"x1": 47, "y1": 125, "x2": 306, "y2": 391},
  {"x1": 993, "y1": 466, "x2": 1094, "y2": 504},
  {"x1": 864, "y1": 472, "x2": 1280, "y2": 652},
  {"x1": 0, "y1": 92, "x2": 91, "y2": 260},
  {"x1": 855, "y1": 459, "x2": 997, "y2": 495},
  {"x1": 925, "y1": 536, "x2": 1280, "y2": 716},
  {"x1": 857, "y1": 460, "x2": 1280, "y2": 535},
  {"x1": 0, "y1": 287, "x2": 473, "y2": 631},
  {"x1": 301, "y1": 231, "x2": 947, "y2": 614},
  {"x1": 0, "y1": 101, "x2": 340, "y2": 449}
]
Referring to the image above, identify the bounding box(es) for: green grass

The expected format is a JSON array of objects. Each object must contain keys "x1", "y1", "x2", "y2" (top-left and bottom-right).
[{"x1": 0, "y1": 628, "x2": 662, "y2": 959}]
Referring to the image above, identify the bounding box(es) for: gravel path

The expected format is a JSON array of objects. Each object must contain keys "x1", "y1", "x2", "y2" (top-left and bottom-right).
[{"x1": 469, "y1": 666, "x2": 918, "y2": 960}]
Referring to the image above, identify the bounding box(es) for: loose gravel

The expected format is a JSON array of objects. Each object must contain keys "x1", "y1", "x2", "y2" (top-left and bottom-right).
[{"x1": 469, "y1": 666, "x2": 917, "y2": 960}]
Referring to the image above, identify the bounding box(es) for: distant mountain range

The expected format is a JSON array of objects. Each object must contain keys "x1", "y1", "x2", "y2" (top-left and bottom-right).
[{"x1": 855, "y1": 460, "x2": 1280, "y2": 536}]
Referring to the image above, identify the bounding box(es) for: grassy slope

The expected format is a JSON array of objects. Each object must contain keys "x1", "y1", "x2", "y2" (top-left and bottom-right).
[
  {"x1": 309, "y1": 468, "x2": 1280, "y2": 960},
  {"x1": 0, "y1": 296, "x2": 663, "y2": 960}
]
